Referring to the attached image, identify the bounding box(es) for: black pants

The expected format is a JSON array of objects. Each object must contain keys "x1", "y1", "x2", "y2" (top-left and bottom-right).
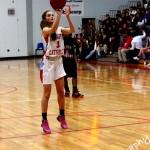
[
  {"x1": 127, "y1": 48, "x2": 140, "y2": 63},
  {"x1": 62, "y1": 57, "x2": 77, "y2": 77}
]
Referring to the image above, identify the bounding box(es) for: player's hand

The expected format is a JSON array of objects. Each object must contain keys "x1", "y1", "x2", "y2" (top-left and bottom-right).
[
  {"x1": 65, "y1": 6, "x2": 71, "y2": 17},
  {"x1": 55, "y1": 9, "x2": 63, "y2": 16}
]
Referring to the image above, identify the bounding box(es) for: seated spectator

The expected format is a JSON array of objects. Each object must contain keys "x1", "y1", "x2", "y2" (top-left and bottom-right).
[
  {"x1": 120, "y1": 23, "x2": 130, "y2": 35},
  {"x1": 129, "y1": 6, "x2": 137, "y2": 15},
  {"x1": 125, "y1": 11, "x2": 131, "y2": 21},
  {"x1": 109, "y1": 30, "x2": 120, "y2": 55},
  {"x1": 121, "y1": 13, "x2": 128, "y2": 25},
  {"x1": 136, "y1": 13, "x2": 147, "y2": 27},
  {"x1": 116, "y1": 10, "x2": 122, "y2": 18},
  {"x1": 133, "y1": 34, "x2": 150, "y2": 65},
  {"x1": 88, "y1": 36, "x2": 95, "y2": 51},
  {"x1": 144, "y1": 0, "x2": 150, "y2": 9},
  {"x1": 127, "y1": 19, "x2": 134, "y2": 30},
  {"x1": 145, "y1": 7, "x2": 150, "y2": 26},
  {"x1": 117, "y1": 34, "x2": 132, "y2": 63},
  {"x1": 103, "y1": 14, "x2": 112, "y2": 25},
  {"x1": 116, "y1": 16, "x2": 123, "y2": 29},
  {"x1": 80, "y1": 37, "x2": 89, "y2": 59},
  {"x1": 96, "y1": 33, "x2": 109, "y2": 57},
  {"x1": 75, "y1": 34, "x2": 82, "y2": 59},
  {"x1": 137, "y1": 1, "x2": 142, "y2": 9},
  {"x1": 98, "y1": 20, "x2": 103, "y2": 30},
  {"x1": 80, "y1": 28, "x2": 88, "y2": 40},
  {"x1": 130, "y1": 30, "x2": 146, "y2": 62},
  {"x1": 130, "y1": 14, "x2": 136, "y2": 27},
  {"x1": 84, "y1": 39, "x2": 97, "y2": 60}
]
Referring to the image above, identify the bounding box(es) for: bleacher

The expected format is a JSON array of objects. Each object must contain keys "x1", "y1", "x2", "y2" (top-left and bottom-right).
[{"x1": 96, "y1": 0, "x2": 150, "y2": 64}]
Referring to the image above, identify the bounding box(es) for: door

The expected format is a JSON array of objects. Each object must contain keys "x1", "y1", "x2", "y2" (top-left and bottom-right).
[
  {"x1": 0, "y1": 0, "x2": 18, "y2": 57},
  {"x1": 82, "y1": 18, "x2": 95, "y2": 39}
]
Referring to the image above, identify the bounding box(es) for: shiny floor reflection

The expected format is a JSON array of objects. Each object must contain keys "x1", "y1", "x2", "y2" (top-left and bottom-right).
[{"x1": 0, "y1": 58, "x2": 150, "y2": 150}]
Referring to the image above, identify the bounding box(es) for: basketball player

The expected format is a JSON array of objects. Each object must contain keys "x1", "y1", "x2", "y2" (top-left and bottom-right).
[
  {"x1": 40, "y1": 6, "x2": 75, "y2": 134},
  {"x1": 63, "y1": 34, "x2": 84, "y2": 98}
]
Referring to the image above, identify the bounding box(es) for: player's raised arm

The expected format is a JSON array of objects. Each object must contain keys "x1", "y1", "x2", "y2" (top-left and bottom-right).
[{"x1": 61, "y1": 6, "x2": 75, "y2": 35}]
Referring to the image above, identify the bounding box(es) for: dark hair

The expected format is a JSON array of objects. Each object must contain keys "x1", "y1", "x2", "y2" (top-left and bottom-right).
[
  {"x1": 142, "y1": 0, "x2": 147, "y2": 4},
  {"x1": 40, "y1": 10, "x2": 57, "y2": 41},
  {"x1": 122, "y1": 34, "x2": 129, "y2": 38},
  {"x1": 130, "y1": 31, "x2": 137, "y2": 37},
  {"x1": 40, "y1": 20, "x2": 50, "y2": 29}
]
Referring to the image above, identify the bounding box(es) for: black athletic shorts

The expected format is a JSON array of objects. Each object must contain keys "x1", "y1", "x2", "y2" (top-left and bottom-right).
[{"x1": 62, "y1": 57, "x2": 77, "y2": 77}]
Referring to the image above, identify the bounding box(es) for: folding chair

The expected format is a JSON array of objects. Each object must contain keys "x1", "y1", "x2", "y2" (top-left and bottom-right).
[{"x1": 35, "y1": 43, "x2": 44, "y2": 55}]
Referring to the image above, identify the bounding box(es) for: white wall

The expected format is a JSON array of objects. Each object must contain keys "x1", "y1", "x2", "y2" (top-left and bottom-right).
[
  {"x1": 0, "y1": 0, "x2": 33, "y2": 58},
  {"x1": 0, "y1": 0, "x2": 19, "y2": 57},
  {"x1": 17, "y1": 0, "x2": 28, "y2": 57},
  {"x1": 26, "y1": 0, "x2": 33, "y2": 56}
]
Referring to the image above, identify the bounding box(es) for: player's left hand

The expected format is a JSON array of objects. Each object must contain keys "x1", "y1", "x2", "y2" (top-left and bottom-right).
[{"x1": 65, "y1": 6, "x2": 71, "y2": 17}]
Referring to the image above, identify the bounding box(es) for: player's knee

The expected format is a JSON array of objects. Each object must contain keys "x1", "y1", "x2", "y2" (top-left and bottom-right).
[
  {"x1": 57, "y1": 88, "x2": 64, "y2": 96},
  {"x1": 43, "y1": 93, "x2": 50, "y2": 100}
]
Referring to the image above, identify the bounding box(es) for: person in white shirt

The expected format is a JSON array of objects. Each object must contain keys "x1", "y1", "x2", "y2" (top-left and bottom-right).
[
  {"x1": 130, "y1": 30, "x2": 146, "y2": 63},
  {"x1": 133, "y1": 35, "x2": 150, "y2": 65}
]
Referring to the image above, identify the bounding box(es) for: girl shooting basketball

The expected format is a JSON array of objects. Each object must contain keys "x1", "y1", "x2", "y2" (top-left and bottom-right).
[{"x1": 40, "y1": 6, "x2": 75, "y2": 134}]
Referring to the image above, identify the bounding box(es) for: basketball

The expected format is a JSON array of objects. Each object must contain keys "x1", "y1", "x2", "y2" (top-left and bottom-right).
[{"x1": 50, "y1": 0, "x2": 66, "y2": 10}]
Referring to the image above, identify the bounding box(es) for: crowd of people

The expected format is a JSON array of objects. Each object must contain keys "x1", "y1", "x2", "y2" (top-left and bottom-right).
[{"x1": 72, "y1": 0, "x2": 150, "y2": 65}]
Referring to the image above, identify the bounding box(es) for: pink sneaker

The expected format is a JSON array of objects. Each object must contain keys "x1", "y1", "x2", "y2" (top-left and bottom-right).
[
  {"x1": 41, "y1": 120, "x2": 51, "y2": 134},
  {"x1": 57, "y1": 115, "x2": 68, "y2": 129}
]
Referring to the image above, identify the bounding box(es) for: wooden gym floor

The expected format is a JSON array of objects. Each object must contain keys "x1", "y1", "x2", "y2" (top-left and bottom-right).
[{"x1": 0, "y1": 58, "x2": 150, "y2": 150}]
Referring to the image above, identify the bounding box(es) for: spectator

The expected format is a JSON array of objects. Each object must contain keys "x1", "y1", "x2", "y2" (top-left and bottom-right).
[
  {"x1": 96, "y1": 33, "x2": 109, "y2": 57},
  {"x1": 136, "y1": 13, "x2": 147, "y2": 27},
  {"x1": 109, "y1": 30, "x2": 120, "y2": 55},
  {"x1": 133, "y1": 33, "x2": 150, "y2": 65},
  {"x1": 120, "y1": 23, "x2": 130, "y2": 35},
  {"x1": 103, "y1": 14, "x2": 112, "y2": 25},
  {"x1": 88, "y1": 36, "x2": 95, "y2": 51},
  {"x1": 145, "y1": 8, "x2": 150, "y2": 26},
  {"x1": 129, "y1": 6, "x2": 137, "y2": 15},
  {"x1": 137, "y1": 1, "x2": 142, "y2": 9},
  {"x1": 117, "y1": 33, "x2": 132, "y2": 63},
  {"x1": 81, "y1": 37, "x2": 89, "y2": 59},
  {"x1": 130, "y1": 30, "x2": 146, "y2": 62},
  {"x1": 80, "y1": 28, "x2": 88, "y2": 40},
  {"x1": 75, "y1": 34, "x2": 82, "y2": 59}
]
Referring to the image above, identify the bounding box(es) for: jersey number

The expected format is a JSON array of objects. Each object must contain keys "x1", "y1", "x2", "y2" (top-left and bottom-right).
[{"x1": 56, "y1": 41, "x2": 60, "y2": 48}]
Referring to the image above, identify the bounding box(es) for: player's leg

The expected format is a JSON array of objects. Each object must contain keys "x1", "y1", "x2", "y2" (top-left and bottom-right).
[
  {"x1": 55, "y1": 77, "x2": 68, "y2": 129},
  {"x1": 41, "y1": 84, "x2": 51, "y2": 133},
  {"x1": 64, "y1": 76, "x2": 70, "y2": 97},
  {"x1": 72, "y1": 76, "x2": 84, "y2": 98},
  {"x1": 71, "y1": 64, "x2": 84, "y2": 98},
  {"x1": 41, "y1": 56, "x2": 54, "y2": 134}
]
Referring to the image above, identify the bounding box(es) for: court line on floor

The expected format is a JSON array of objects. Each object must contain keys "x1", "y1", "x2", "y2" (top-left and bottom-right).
[{"x1": 1, "y1": 119, "x2": 150, "y2": 140}]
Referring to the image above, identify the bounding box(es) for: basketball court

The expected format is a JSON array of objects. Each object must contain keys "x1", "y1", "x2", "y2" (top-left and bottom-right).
[{"x1": 0, "y1": 58, "x2": 150, "y2": 150}]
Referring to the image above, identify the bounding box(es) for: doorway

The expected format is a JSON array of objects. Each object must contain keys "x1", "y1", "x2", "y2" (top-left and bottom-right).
[{"x1": 82, "y1": 18, "x2": 96, "y2": 39}]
